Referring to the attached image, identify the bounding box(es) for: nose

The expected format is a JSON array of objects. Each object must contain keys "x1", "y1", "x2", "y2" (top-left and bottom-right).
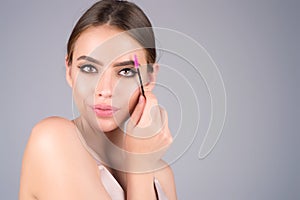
[{"x1": 95, "y1": 70, "x2": 113, "y2": 98}]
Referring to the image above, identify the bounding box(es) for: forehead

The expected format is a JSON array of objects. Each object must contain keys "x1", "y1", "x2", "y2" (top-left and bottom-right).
[{"x1": 73, "y1": 25, "x2": 146, "y2": 64}]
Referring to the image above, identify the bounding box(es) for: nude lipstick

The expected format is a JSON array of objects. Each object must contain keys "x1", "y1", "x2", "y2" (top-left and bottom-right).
[{"x1": 92, "y1": 104, "x2": 119, "y2": 117}]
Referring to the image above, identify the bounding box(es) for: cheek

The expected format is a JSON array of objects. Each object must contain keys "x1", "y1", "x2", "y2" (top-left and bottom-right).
[
  {"x1": 72, "y1": 71, "x2": 98, "y2": 106},
  {"x1": 112, "y1": 77, "x2": 140, "y2": 112}
]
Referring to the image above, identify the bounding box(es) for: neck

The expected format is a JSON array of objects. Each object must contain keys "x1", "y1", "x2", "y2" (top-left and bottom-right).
[{"x1": 73, "y1": 116, "x2": 126, "y2": 168}]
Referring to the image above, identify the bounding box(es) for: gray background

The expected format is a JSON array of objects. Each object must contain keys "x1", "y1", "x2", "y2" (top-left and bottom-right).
[{"x1": 0, "y1": 0, "x2": 299, "y2": 199}]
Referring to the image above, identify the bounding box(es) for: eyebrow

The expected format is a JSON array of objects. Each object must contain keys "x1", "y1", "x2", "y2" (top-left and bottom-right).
[
  {"x1": 77, "y1": 55, "x2": 135, "y2": 67},
  {"x1": 77, "y1": 56, "x2": 103, "y2": 65},
  {"x1": 113, "y1": 60, "x2": 135, "y2": 67}
]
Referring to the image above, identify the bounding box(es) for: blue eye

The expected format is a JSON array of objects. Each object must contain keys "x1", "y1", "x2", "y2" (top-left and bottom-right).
[
  {"x1": 78, "y1": 64, "x2": 98, "y2": 73},
  {"x1": 118, "y1": 68, "x2": 137, "y2": 77}
]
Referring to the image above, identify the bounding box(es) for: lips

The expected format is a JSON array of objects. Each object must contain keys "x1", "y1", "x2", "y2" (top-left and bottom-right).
[{"x1": 92, "y1": 104, "x2": 120, "y2": 117}]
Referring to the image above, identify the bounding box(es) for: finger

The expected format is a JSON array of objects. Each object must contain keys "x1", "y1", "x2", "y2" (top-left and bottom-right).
[
  {"x1": 138, "y1": 91, "x2": 158, "y2": 126},
  {"x1": 129, "y1": 95, "x2": 146, "y2": 126},
  {"x1": 132, "y1": 92, "x2": 163, "y2": 138},
  {"x1": 149, "y1": 106, "x2": 167, "y2": 137},
  {"x1": 159, "y1": 107, "x2": 168, "y2": 129}
]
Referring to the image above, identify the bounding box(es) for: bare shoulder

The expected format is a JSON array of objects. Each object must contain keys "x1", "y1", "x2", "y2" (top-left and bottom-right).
[
  {"x1": 23, "y1": 116, "x2": 81, "y2": 162},
  {"x1": 20, "y1": 116, "x2": 110, "y2": 200},
  {"x1": 24, "y1": 116, "x2": 82, "y2": 161},
  {"x1": 154, "y1": 161, "x2": 177, "y2": 199},
  {"x1": 30, "y1": 116, "x2": 76, "y2": 138}
]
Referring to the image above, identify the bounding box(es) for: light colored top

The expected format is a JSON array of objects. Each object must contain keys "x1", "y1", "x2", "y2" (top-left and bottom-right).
[
  {"x1": 75, "y1": 129, "x2": 168, "y2": 200},
  {"x1": 99, "y1": 163, "x2": 167, "y2": 200}
]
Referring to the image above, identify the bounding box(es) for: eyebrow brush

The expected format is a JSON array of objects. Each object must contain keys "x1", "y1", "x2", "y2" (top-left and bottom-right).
[{"x1": 134, "y1": 55, "x2": 145, "y2": 98}]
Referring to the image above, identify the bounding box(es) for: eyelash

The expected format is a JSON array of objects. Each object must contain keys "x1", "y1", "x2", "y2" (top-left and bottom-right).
[
  {"x1": 78, "y1": 64, "x2": 137, "y2": 77},
  {"x1": 78, "y1": 64, "x2": 98, "y2": 73},
  {"x1": 118, "y1": 68, "x2": 137, "y2": 77}
]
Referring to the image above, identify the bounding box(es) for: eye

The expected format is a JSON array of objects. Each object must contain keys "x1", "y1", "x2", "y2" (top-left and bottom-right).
[
  {"x1": 78, "y1": 64, "x2": 98, "y2": 73},
  {"x1": 118, "y1": 68, "x2": 137, "y2": 77}
]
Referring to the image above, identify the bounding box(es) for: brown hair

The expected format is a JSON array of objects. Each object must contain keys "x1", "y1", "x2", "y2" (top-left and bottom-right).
[{"x1": 67, "y1": 0, "x2": 156, "y2": 72}]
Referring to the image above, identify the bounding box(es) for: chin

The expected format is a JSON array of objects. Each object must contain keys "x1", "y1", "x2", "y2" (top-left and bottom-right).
[{"x1": 96, "y1": 118, "x2": 121, "y2": 133}]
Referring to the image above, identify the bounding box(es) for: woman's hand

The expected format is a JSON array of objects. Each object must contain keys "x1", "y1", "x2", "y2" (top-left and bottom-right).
[
  {"x1": 124, "y1": 91, "x2": 173, "y2": 173},
  {"x1": 124, "y1": 92, "x2": 173, "y2": 199}
]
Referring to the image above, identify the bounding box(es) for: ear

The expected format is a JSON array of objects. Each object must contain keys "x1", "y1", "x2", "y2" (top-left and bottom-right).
[
  {"x1": 144, "y1": 63, "x2": 159, "y2": 91},
  {"x1": 65, "y1": 55, "x2": 73, "y2": 88}
]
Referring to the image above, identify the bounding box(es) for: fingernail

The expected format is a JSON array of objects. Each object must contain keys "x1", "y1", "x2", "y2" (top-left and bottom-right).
[{"x1": 139, "y1": 95, "x2": 144, "y2": 104}]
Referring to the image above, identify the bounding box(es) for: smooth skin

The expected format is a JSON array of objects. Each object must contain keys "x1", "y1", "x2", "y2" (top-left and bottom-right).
[{"x1": 19, "y1": 25, "x2": 177, "y2": 200}]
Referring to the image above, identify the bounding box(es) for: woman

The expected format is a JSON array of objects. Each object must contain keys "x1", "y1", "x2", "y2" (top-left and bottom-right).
[{"x1": 19, "y1": 0, "x2": 177, "y2": 199}]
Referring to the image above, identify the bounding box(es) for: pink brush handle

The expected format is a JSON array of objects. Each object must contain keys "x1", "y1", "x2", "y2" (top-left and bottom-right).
[{"x1": 134, "y1": 54, "x2": 139, "y2": 69}]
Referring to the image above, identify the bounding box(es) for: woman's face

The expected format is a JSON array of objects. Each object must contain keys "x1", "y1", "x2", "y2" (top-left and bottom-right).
[{"x1": 66, "y1": 25, "x2": 151, "y2": 133}]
